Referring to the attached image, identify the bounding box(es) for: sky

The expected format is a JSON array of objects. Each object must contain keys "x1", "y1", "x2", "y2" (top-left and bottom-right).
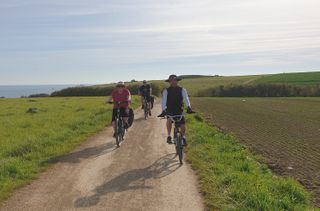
[{"x1": 0, "y1": 0, "x2": 320, "y2": 85}]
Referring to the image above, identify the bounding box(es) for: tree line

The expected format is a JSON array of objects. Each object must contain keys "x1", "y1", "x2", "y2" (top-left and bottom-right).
[
  {"x1": 196, "y1": 84, "x2": 320, "y2": 97},
  {"x1": 50, "y1": 83, "x2": 164, "y2": 97}
]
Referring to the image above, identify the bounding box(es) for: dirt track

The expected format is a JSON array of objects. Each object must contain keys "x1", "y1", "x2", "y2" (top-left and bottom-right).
[{"x1": 0, "y1": 103, "x2": 204, "y2": 211}]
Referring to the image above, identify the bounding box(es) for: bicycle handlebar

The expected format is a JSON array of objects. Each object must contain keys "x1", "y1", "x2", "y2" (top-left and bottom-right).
[
  {"x1": 108, "y1": 100, "x2": 130, "y2": 104},
  {"x1": 161, "y1": 114, "x2": 184, "y2": 122}
]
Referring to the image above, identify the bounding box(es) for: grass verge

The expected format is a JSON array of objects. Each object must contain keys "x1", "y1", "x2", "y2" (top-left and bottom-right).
[
  {"x1": 0, "y1": 96, "x2": 139, "y2": 204},
  {"x1": 186, "y1": 114, "x2": 314, "y2": 210}
]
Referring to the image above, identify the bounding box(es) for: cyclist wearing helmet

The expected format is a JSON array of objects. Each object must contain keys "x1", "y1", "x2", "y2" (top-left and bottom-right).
[
  {"x1": 138, "y1": 80, "x2": 153, "y2": 110},
  {"x1": 158, "y1": 74, "x2": 195, "y2": 145},
  {"x1": 108, "y1": 81, "x2": 131, "y2": 137}
]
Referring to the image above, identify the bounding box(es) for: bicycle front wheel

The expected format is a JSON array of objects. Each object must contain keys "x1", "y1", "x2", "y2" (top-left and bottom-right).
[
  {"x1": 176, "y1": 133, "x2": 183, "y2": 164},
  {"x1": 144, "y1": 103, "x2": 148, "y2": 119},
  {"x1": 115, "y1": 119, "x2": 120, "y2": 147}
]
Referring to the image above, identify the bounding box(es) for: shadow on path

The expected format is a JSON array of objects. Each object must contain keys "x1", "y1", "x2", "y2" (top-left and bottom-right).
[
  {"x1": 74, "y1": 153, "x2": 181, "y2": 208},
  {"x1": 48, "y1": 142, "x2": 116, "y2": 164}
]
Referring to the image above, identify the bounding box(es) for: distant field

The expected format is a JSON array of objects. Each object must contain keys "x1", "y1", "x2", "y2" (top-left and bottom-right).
[
  {"x1": 191, "y1": 97, "x2": 320, "y2": 206},
  {"x1": 179, "y1": 71, "x2": 320, "y2": 96},
  {"x1": 179, "y1": 75, "x2": 262, "y2": 96},
  {"x1": 0, "y1": 97, "x2": 138, "y2": 202},
  {"x1": 254, "y1": 71, "x2": 320, "y2": 85},
  {"x1": 154, "y1": 72, "x2": 320, "y2": 96}
]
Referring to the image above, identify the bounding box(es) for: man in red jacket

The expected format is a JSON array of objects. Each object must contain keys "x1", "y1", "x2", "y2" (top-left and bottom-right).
[{"x1": 108, "y1": 81, "x2": 131, "y2": 136}]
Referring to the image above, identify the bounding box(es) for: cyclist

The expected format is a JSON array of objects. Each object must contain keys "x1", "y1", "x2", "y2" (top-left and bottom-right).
[
  {"x1": 138, "y1": 80, "x2": 153, "y2": 114},
  {"x1": 158, "y1": 74, "x2": 195, "y2": 145},
  {"x1": 108, "y1": 81, "x2": 131, "y2": 137}
]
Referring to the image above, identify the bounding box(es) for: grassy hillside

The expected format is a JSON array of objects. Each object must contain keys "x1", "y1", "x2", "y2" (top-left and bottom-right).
[
  {"x1": 49, "y1": 71, "x2": 320, "y2": 97},
  {"x1": 85, "y1": 75, "x2": 263, "y2": 96},
  {"x1": 0, "y1": 97, "x2": 139, "y2": 202},
  {"x1": 179, "y1": 72, "x2": 320, "y2": 96},
  {"x1": 179, "y1": 75, "x2": 262, "y2": 96},
  {"x1": 254, "y1": 71, "x2": 320, "y2": 85}
]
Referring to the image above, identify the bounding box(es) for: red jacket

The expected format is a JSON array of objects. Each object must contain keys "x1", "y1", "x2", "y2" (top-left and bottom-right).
[{"x1": 111, "y1": 88, "x2": 131, "y2": 108}]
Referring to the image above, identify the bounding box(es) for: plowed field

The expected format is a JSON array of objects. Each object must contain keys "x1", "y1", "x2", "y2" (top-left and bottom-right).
[{"x1": 192, "y1": 97, "x2": 320, "y2": 206}]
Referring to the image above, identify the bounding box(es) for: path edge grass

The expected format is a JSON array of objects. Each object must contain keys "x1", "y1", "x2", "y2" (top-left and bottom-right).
[{"x1": 185, "y1": 114, "x2": 314, "y2": 210}]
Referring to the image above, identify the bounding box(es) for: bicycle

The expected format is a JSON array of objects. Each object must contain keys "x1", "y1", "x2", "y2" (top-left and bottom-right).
[
  {"x1": 109, "y1": 101, "x2": 128, "y2": 147},
  {"x1": 165, "y1": 114, "x2": 185, "y2": 165},
  {"x1": 143, "y1": 96, "x2": 151, "y2": 120}
]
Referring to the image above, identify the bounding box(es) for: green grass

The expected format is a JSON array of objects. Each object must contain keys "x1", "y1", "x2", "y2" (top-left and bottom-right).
[
  {"x1": 186, "y1": 114, "x2": 313, "y2": 210},
  {"x1": 0, "y1": 97, "x2": 139, "y2": 202},
  {"x1": 255, "y1": 72, "x2": 320, "y2": 85}
]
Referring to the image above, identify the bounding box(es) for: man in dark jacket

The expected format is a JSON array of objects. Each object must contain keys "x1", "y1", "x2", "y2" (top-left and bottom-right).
[
  {"x1": 138, "y1": 80, "x2": 153, "y2": 111},
  {"x1": 158, "y1": 75, "x2": 194, "y2": 145}
]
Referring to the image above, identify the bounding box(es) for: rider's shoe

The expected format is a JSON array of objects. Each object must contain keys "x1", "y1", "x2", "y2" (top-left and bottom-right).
[
  {"x1": 141, "y1": 105, "x2": 144, "y2": 109},
  {"x1": 182, "y1": 137, "x2": 187, "y2": 146},
  {"x1": 167, "y1": 136, "x2": 173, "y2": 144}
]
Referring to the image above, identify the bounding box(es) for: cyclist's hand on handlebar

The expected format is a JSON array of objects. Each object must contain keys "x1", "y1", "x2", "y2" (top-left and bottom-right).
[
  {"x1": 157, "y1": 110, "x2": 167, "y2": 118},
  {"x1": 187, "y1": 107, "x2": 196, "y2": 114}
]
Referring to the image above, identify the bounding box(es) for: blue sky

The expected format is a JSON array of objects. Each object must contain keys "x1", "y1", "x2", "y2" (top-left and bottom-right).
[{"x1": 0, "y1": 0, "x2": 320, "y2": 85}]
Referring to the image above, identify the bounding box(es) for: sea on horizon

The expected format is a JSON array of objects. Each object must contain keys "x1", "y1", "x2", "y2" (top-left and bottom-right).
[{"x1": 0, "y1": 84, "x2": 75, "y2": 98}]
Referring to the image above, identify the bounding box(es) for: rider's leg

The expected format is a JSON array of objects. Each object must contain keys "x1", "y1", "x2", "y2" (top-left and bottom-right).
[
  {"x1": 112, "y1": 121, "x2": 116, "y2": 137},
  {"x1": 151, "y1": 96, "x2": 154, "y2": 108},
  {"x1": 166, "y1": 119, "x2": 173, "y2": 144},
  {"x1": 167, "y1": 119, "x2": 172, "y2": 136},
  {"x1": 123, "y1": 107, "x2": 129, "y2": 128},
  {"x1": 112, "y1": 121, "x2": 116, "y2": 130},
  {"x1": 147, "y1": 96, "x2": 151, "y2": 109},
  {"x1": 180, "y1": 124, "x2": 187, "y2": 145},
  {"x1": 181, "y1": 124, "x2": 186, "y2": 136},
  {"x1": 111, "y1": 109, "x2": 116, "y2": 137},
  {"x1": 140, "y1": 96, "x2": 144, "y2": 109},
  {"x1": 147, "y1": 97, "x2": 152, "y2": 115}
]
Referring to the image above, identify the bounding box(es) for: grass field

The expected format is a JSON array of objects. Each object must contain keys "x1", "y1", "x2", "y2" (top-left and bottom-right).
[
  {"x1": 0, "y1": 97, "x2": 139, "y2": 202},
  {"x1": 186, "y1": 115, "x2": 312, "y2": 210},
  {"x1": 191, "y1": 97, "x2": 320, "y2": 206}
]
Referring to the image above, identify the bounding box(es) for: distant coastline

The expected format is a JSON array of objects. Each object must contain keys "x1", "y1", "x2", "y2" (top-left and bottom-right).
[{"x1": 0, "y1": 85, "x2": 79, "y2": 98}]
